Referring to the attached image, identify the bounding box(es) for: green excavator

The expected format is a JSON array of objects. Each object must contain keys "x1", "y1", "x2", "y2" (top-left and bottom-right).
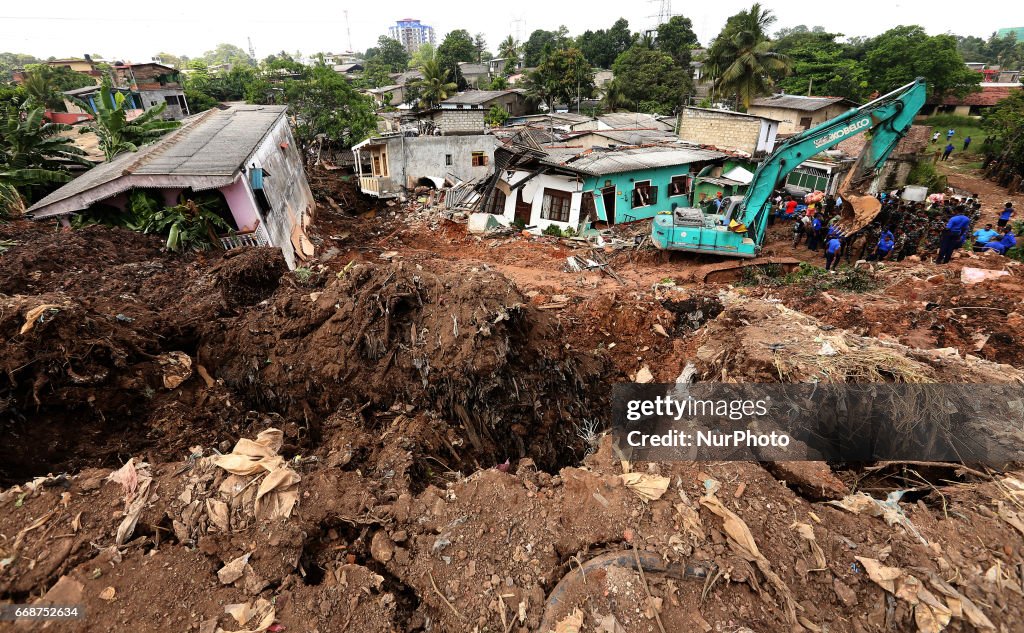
[{"x1": 651, "y1": 78, "x2": 928, "y2": 258}]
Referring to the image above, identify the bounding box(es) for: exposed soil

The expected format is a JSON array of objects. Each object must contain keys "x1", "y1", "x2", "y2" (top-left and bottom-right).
[{"x1": 3, "y1": 164, "x2": 1024, "y2": 632}]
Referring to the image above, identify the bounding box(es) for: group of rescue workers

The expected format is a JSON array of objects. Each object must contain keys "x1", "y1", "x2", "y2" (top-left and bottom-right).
[{"x1": 774, "y1": 190, "x2": 1017, "y2": 271}]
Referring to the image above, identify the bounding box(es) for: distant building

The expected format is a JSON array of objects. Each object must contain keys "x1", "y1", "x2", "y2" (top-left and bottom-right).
[
  {"x1": 27, "y1": 105, "x2": 315, "y2": 269},
  {"x1": 352, "y1": 134, "x2": 497, "y2": 198},
  {"x1": 112, "y1": 63, "x2": 189, "y2": 119},
  {"x1": 389, "y1": 18, "x2": 436, "y2": 54},
  {"x1": 676, "y1": 107, "x2": 779, "y2": 156},
  {"x1": 996, "y1": 27, "x2": 1024, "y2": 43},
  {"x1": 747, "y1": 95, "x2": 860, "y2": 135}
]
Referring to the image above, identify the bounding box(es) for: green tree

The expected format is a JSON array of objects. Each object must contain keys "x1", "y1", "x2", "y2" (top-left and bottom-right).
[
  {"x1": 577, "y1": 18, "x2": 636, "y2": 69},
  {"x1": 497, "y1": 36, "x2": 520, "y2": 69},
  {"x1": 415, "y1": 59, "x2": 458, "y2": 109},
  {"x1": 473, "y1": 33, "x2": 488, "y2": 63},
  {"x1": 484, "y1": 104, "x2": 509, "y2": 126},
  {"x1": 282, "y1": 65, "x2": 377, "y2": 149},
  {"x1": 705, "y1": 3, "x2": 790, "y2": 109},
  {"x1": 522, "y1": 28, "x2": 570, "y2": 67},
  {"x1": 409, "y1": 43, "x2": 436, "y2": 70},
  {"x1": 0, "y1": 52, "x2": 40, "y2": 82},
  {"x1": 981, "y1": 90, "x2": 1024, "y2": 179},
  {"x1": 0, "y1": 106, "x2": 91, "y2": 212},
  {"x1": 862, "y1": 26, "x2": 980, "y2": 99},
  {"x1": 656, "y1": 15, "x2": 700, "y2": 67},
  {"x1": 772, "y1": 30, "x2": 868, "y2": 100},
  {"x1": 200, "y1": 43, "x2": 254, "y2": 68},
  {"x1": 528, "y1": 47, "x2": 594, "y2": 111},
  {"x1": 364, "y1": 36, "x2": 410, "y2": 73},
  {"x1": 153, "y1": 52, "x2": 189, "y2": 69},
  {"x1": 611, "y1": 45, "x2": 692, "y2": 113},
  {"x1": 437, "y1": 29, "x2": 477, "y2": 89},
  {"x1": 72, "y1": 83, "x2": 180, "y2": 160}
]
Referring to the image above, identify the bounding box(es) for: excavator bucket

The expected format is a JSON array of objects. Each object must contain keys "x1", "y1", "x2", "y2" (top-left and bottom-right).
[{"x1": 835, "y1": 153, "x2": 884, "y2": 234}]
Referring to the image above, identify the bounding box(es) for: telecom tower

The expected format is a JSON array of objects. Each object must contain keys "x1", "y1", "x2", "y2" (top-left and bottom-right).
[{"x1": 247, "y1": 37, "x2": 255, "y2": 59}]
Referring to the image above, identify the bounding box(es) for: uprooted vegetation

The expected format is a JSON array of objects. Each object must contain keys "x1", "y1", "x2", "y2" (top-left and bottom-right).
[{"x1": 4, "y1": 209, "x2": 1024, "y2": 632}]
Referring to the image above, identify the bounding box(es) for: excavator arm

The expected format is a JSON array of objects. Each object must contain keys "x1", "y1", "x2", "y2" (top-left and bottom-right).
[{"x1": 741, "y1": 78, "x2": 928, "y2": 246}]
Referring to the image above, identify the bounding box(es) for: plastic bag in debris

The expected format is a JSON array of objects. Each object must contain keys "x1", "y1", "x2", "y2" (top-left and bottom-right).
[{"x1": 213, "y1": 429, "x2": 301, "y2": 521}]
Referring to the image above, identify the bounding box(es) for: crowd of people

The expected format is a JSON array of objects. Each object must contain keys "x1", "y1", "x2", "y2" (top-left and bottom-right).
[{"x1": 772, "y1": 189, "x2": 1018, "y2": 271}]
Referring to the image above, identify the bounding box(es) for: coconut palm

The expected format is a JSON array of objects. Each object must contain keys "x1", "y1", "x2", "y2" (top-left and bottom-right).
[
  {"x1": 72, "y1": 83, "x2": 180, "y2": 160},
  {"x1": 415, "y1": 59, "x2": 457, "y2": 109},
  {"x1": 20, "y1": 70, "x2": 62, "y2": 111},
  {"x1": 705, "y1": 3, "x2": 790, "y2": 110},
  {"x1": 498, "y1": 36, "x2": 520, "y2": 68}
]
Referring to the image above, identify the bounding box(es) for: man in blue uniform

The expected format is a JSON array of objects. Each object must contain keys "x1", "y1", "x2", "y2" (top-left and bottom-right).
[{"x1": 936, "y1": 212, "x2": 971, "y2": 264}]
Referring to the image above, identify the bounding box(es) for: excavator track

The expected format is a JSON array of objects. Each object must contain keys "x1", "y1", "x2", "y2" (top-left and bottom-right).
[{"x1": 681, "y1": 256, "x2": 802, "y2": 283}]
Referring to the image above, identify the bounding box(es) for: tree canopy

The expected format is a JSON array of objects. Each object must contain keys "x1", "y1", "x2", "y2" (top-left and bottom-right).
[
  {"x1": 656, "y1": 15, "x2": 700, "y2": 67},
  {"x1": 862, "y1": 26, "x2": 980, "y2": 99},
  {"x1": 611, "y1": 45, "x2": 692, "y2": 113},
  {"x1": 436, "y1": 29, "x2": 477, "y2": 88},
  {"x1": 527, "y1": 47, "x2": 594, "y2": 110},
  {"x1": 577, "y1": 18, "x2": 635, "y2": 69},
  {"x1": 282, "y1": 65, "x2": 377, "y2": 149},
  {"x1": 522, "y1": 28, "x2": 570, "y2": 67},
  {"x1": 772, "y1": 30, "x2": 868, "y2": 101}
]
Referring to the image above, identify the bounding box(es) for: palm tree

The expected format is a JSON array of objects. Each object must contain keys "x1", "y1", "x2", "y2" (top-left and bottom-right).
[
  {"x1": 416, "y1": 60, "x2": 457, "y2": 109},
  {"x1": 0, "y1": 107, "x2": 92, "y2": 215},
  {"x1": 498, "y1": 36, "x2": 520, "y2": 68},
  {"x1": 601, "y1": 78, "x2": 628, "y2": 113},
  {"x1": 72, "y1": 83, "x2": 180, "y2": 160},
  {"x1": 21, "y1": 69, "x2": 61, "y2": 111},
  {"x1": 705, "y1": 3, "x2": 790, "y2": 110}
]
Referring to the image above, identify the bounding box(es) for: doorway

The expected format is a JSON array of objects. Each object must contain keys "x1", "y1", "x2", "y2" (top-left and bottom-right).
[
  {"x1": 514, "y1": 189, "x2": 532, "y2": 226},
  {"x1": 601, "y1": 186, "x2": 616, "y2": 225}
]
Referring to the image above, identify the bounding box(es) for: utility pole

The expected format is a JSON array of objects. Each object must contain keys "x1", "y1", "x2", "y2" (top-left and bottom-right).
[{"x1": 344, "y1": 10, "x2": 354, "y2": 52}]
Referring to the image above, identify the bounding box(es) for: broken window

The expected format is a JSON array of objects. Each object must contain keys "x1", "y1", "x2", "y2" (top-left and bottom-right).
[
  {"x1": 632, "y1": 180, "x2": 658, "y2": 208},
  {"x1": 445, "y1": 154, "x2": 453, "y2": 166},
  {"x1": 471, "y1": 152, "x2": 489, "y2": 167},
  {"x1": 483, "y1": 189, "x2": 506, "y2": 215},
  {"x1": 669, "y1": 175, "x2": 691, "y2": 197},
  {"x1": 799, "y1": 116, "x2": 813, "y2": 129},
  {"x1": 580, "y1": 191, "x2": 596, "y2": 222},
  {"x1": 540, "y1": 188, "x2": 571, "y2": 223}
]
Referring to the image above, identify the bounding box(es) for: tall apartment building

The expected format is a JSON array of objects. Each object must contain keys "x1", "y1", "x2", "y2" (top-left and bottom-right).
[{"x1": 388, "y1": 18, "x2": 436, "y2": 53}]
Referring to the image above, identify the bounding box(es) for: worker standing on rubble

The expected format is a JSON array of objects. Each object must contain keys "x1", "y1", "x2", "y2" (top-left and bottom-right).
[
  {"x1": 998, "y1": 202, "x2": 1016, "y2": 228},
  {"x1": 867, "y1": 228, "x2": 895, "y2": 261},
  {"x1": 792, "y1": 213, "x2": 806, "y2": 246},
  {"x1": 806, "y1": 215, "x2": 823, "y2": 251},
  {"x1": 937, "y1": 211, "x2": 971, "y2": 263},
  {"x1": 824, "y1": 236, "x2": 842, "y2": 271}
]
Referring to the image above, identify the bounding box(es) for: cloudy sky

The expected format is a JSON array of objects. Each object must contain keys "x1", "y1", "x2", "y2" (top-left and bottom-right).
[{"x1": 0, "y1": 0, "x2": 1011, "y2": 62}]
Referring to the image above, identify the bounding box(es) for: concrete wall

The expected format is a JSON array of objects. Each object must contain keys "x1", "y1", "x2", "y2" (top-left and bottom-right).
[
  {"x1": 219, "y1": 177, "x2": 262, "y2": 232},
  {"x1": 245, "y1": 115, "x2": 316, "y2": 269},
  {"x1": 138, "y1": 88, "x2": 188, "y2": 119},
  {"x1": 677, "y1": 108, "x2": 766, "y2": 154},
  {"x1": 747, "y1": 103, "x2": 851, "y2": 134},
  {"x1": 498, "y1": 172, "x2": 585, "y2": 233},
  {"x1": 387, "y1": 135, "x2": 497, "y2": 189},
  {"x1": 430, "y1": 109, "x2": 486, "y2": 134}
]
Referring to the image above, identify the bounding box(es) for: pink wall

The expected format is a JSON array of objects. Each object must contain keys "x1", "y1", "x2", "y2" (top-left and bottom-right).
[{"x1": 219, "y1": 177, "x2": 261, "y2": 232}]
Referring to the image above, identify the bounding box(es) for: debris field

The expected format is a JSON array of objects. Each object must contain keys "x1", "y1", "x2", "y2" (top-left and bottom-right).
[{"x1": 2, "y1": 167, "x2": 1024, "y2": 633}]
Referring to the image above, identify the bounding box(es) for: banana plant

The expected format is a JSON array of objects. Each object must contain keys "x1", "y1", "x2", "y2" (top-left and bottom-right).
[{"x1": 71, "y1": 83, "x2": 180, "y2": 160}]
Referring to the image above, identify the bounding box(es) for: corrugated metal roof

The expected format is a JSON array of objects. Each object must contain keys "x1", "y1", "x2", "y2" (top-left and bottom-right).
[
  {"x1": 749, "y1": 94, "x2": 857, "y2": 111},
  {"x1": 442, "y1": 90, "x2": 519, "y2": 105},
  {"x1": 28, "y1": 104, "x2": 287, "y2": 217},
  {"x1": 563, "y1": 145, "x2": 727, "y2": 175},
  {"x1": 597, "y1": 112, "x2": 674, "y2": 131},
  {"x1": 577, "y1": 128, "x2": 678, "y2": 146}
]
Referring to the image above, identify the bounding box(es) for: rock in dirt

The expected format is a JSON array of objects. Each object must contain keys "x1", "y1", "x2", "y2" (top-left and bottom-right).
[{"x1": 767, "y1": 461, "x2": 849, "y2": 501}]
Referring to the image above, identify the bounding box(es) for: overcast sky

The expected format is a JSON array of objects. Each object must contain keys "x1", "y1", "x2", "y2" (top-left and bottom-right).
[{"x1": 0, "y1": 1, "x2": 1012, "y2": 62}]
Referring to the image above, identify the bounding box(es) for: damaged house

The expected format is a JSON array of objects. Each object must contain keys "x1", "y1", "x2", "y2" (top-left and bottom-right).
[
  {"x1": 353, "y1": 134, "x2": 498, "y2": 198},
  {"x1": 480, "y1": 142, "x2": 729, "y2": 233},
  {"x1": 26, "y1": 104, "x2": 315, "y2": 269}
]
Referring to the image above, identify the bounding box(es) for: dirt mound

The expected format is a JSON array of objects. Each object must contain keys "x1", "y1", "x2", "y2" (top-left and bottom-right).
[
  {"x1": 3, "y1": 434, "x2": 1023, "y2": 633},
  {"x1": 0, "y1": 224, "x2": 167, "y2": 295},
  {"x1": 213, "y1": 247, "x2": 288, "y2": 309},
  {"x1": 695, "y1": 296, "x2": 1024, "y2": 384},
  {"x1": 200, "y1": 262, "x2": 609, "y2": 470}
]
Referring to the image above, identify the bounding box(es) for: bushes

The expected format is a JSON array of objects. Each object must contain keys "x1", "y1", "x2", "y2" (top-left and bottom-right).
[{"x1": 907, "y1": 161, "x2": 948, "y2": 192}]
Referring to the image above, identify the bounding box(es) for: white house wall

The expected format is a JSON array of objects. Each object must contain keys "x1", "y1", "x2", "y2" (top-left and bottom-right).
[{"x1": 500, "y1": 172, "x2": 583, "y2": 232}]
